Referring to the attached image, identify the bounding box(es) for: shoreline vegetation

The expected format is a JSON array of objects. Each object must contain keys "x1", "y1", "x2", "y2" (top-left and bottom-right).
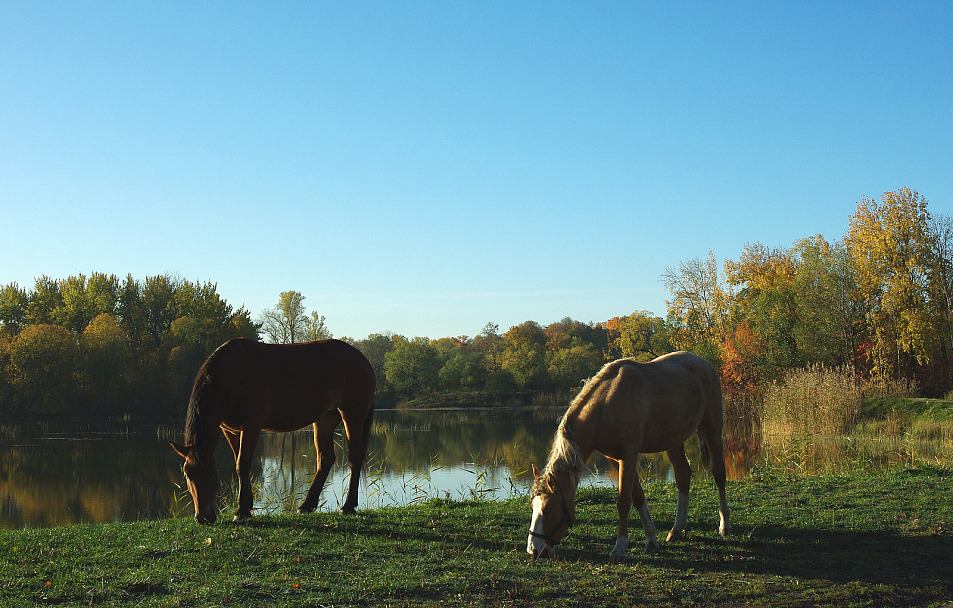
[
  {"x1": 2, "y1": 188, "x2": 952, "y2": 421},
  {"x1": 1, "y1": 464, "x2": 950, "y2": 607}
]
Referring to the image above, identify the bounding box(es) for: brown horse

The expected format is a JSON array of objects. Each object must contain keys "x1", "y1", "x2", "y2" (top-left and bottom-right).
[
  {"x1": 527, "y1": 351, "x2": 732, "y2": 561},
  {"x1": 170, "y1": 338, "x2": 376, "y2": 524}
]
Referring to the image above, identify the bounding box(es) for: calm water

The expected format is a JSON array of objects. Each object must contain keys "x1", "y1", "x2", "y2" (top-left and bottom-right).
[
  {"x1": 2, "y1": 408, "x2": 948, "y2": 529},
  {"x1": 0, "y1": 409, "x2": 621, "y2": 529}
]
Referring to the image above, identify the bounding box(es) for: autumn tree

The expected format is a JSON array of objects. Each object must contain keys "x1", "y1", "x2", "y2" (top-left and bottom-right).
[
  {"x1": 7, "y1": 324, "x2": 79, "y2": 414},
  {"x1": 724, "y1": 243, "x2": 801, "y2": 370},
  {"x1": 846, "y1": 188, "x2": 937, "y2": 380},
  {"x1": 259, "y1": 291, "x2": 309, "y2": 344},
  {"x1": 662, "y1": 251, "x2": 734, "y2": 364}
]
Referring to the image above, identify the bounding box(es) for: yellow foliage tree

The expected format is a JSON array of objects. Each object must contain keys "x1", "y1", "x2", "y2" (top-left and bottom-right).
[{"x1": 846, "y1": 187, "x2": 935, "y2": 379}]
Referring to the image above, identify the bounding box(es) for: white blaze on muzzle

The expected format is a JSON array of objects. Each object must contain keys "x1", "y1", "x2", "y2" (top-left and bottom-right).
[{"x1": 527, "y1": 495, "x2": 553, "y2": 556}]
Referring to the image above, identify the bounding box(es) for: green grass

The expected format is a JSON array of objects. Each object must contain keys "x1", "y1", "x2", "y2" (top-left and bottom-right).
[{"x1": 2, "y1": 466, "x2": 952, "y2": 607}]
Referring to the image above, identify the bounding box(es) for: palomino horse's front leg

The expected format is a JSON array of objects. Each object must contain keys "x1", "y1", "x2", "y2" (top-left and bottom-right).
[
  {"x1": 234, "y1": 427, "x2": 261, "y2": 521},
  {"x1": 665, "y1": 444, "x2": 691, "y2": 542},
  {"x1": 611, "y1": 457, "x2": 659, "y2": 562},
  {"x1": 298, "y1": 411, "x2": 340, "y2": 514}
]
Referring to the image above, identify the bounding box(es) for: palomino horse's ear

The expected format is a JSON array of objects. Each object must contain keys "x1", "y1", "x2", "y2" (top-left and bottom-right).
[
  {"x1": 169, "y1": 441, "x2": 190, "y2": 459},
  {"x1": 532, "y1": 464, "x2": 542, "y2": 479}
]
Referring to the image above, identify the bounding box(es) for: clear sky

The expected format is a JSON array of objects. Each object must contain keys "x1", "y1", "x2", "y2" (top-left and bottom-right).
[{"x1": 3, "y1": 2, "x2": 951, "y2": 340}]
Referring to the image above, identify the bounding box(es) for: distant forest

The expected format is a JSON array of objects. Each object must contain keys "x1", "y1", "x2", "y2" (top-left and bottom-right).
[{"x1": 1, "y1": 188, "x2": 951, "y2": 417}]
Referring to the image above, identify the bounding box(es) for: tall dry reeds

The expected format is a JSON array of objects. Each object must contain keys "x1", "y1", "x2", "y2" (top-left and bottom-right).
[{"x1": 762, "y1": 366, "x2": 917, "y2": 439}]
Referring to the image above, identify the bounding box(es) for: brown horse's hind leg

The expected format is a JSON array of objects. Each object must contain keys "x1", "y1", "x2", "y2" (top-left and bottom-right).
[
  {"x1": 699, "y1": 425, "x2": 733, "y2": 536},
  {"x1": 666, "y1": 444, "x2": 691, "y2": 542},
  {"x1": 234, "y1": 427, "x2": 261, "y2": 522},
  {"x1": 339, "y1": 405, "x2": 373, "y2": 515},
  {"x1": 298, "y1": 411, "x2": 340, "y2": 514}
]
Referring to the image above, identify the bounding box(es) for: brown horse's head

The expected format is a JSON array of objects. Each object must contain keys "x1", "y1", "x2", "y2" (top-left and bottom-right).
[
  {"x1": 170, "y1": 442, "x2": 219, "y2": 524},
  {"x1": 527, "y1": 464, "x2": 576, "y2": 558}
]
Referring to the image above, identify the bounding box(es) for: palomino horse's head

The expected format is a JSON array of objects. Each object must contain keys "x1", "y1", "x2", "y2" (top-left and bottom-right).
[
  {"x1": 527, "y1": 464, "x2": 576, "y2": 558},
  {"x1": 170, "y1": 442, "x2": 219, "y2": 524}
]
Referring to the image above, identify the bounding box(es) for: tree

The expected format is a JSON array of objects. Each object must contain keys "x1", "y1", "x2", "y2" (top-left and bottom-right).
[
  {"x1": 662, "y1": 251, "x2": 733, "y2": 364},
  {"x1": 384, "y1": 336, "x2": 440, "y2": 396},
  {"x1": 724, "y1": 243, "x2": 801, "y2": 370},
  {"x1": 259, "y1": 291, "x2": 309, "y2": 344},
  {"x1": 501, "y1": 321, "x2": 550, "y2": 390},
  {"x1": 353, "y1": 332, "x2": 395, "y2": 389},
  {"x1": 846, "y1": 188, "x2": 936, "y2": 379},
  {"x1": 81, "y1": 313, "x2": 130, "y2": 411},
  {"x1": 547, "y1": 344, "x2": 603, "y2": 392},
  {"x1": 304, "y1": 311, "x2": 332, "y2": 341},
  {"x1": 8, "y1": 324, "x2": 80, "y2": 414},
  {"x1": 791, "y1": 235, "x2": 862, "y2": 367},
  {"x1": 614, "y1": 311, "x2": 671, "y2": 361},
  {"x1": 54, "y1": 273, "x2": 120, "y2": 333},
  {"x1": 26, "y1": 275, "x2": 62, "y2": 326},
  {"x1": 0, "y1": 283, "x2": 28, "y2": 335}
]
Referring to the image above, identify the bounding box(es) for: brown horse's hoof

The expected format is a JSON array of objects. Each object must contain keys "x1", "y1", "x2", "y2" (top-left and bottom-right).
[
  {"x1": 232, "y1": 512, "x2": 252, "y2": 523},
  {"x1": 340, "y1": 505, "x2": 357, "y2": 515},
  {"x1": 297, "y1": 504, "x2": 316, "y2": 514}
]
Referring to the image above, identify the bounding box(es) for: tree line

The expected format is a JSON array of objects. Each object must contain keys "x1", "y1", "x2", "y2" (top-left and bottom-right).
[
  {"x1": 0, "y1": 274, "x2": 258, "y2": 415},
  {"x1": 1, "y1": 187, "x2": 950, "y2": 417}
]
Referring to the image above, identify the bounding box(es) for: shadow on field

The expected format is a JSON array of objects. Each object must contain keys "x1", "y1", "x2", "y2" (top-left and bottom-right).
[{"x1": 557, "y1": 522, "x2": 952, "y2": 592}]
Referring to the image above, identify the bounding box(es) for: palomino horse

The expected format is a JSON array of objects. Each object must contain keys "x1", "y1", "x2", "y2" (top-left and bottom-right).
[
  {"x1": 170, "y1": 338, "x2": 376, "y2": 524},
  {"x1": 527, "y1": 351, "x2": 732, "y2": 561}
]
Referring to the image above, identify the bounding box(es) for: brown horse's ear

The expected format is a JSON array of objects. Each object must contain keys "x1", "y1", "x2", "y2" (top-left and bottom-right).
[
  {"x1": 170, "y1": 441, "x2": 190, "y2": 459},
  {"x1": 532, "y1": 464, "x2": 542, "y2": 479}
]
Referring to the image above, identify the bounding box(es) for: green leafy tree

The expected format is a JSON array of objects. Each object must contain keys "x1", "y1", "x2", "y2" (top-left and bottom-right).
[
  {"x1": 384, "y1": 336, "x2": 440, "y2": 396},
  {"x1": 791, "y1": 235, "x2": 863, "y2": 367},
  {"x1": 547, "y1": 344, "x2": 603, "y2": 392},
  {"x1": 0, "y1": 283, "x2": 28, "y2": 335},
  {"x1": 26, "y1": 275, "x2": 62, "y2": 326},
  {"x1": 501, "y1": 321, "x2": 550, "y2": 390},
  {"x1": 614, "y1": 311, "x2": 671, "y2": 361},
  {"x1": 353, "y1": 332, "x2": 396, "y2": 390}
]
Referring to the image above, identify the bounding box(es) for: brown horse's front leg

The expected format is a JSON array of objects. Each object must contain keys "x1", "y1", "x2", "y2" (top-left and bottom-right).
[
  {"x1": 298, "y1": 412, "x2": 340, "y2": 514},
  {"x1": 234, "y1": 427, "x2": 261, "y2": 522}
]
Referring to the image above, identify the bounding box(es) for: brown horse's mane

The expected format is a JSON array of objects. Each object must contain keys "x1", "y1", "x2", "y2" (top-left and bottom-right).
[{"x1": 183, "y1": 358, "x2": 215, "y2": 455}]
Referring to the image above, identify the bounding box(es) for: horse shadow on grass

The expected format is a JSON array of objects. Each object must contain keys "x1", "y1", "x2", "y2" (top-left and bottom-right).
[{"x1": 557, "y1": 521, "x2": 952, "y2": 592}]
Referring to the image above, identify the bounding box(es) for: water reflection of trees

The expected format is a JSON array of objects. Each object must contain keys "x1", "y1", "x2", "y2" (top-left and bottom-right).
[
  {"x1": 0, "y1": 420, "x2": 185, "y2": 528},
  {"x1": 6, "y1": 413, "x2": 950, "y2": 528}
]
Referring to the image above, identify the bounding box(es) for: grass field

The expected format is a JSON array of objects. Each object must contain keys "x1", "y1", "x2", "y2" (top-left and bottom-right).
[{"x1": 2, "y1": 463, "x2": 951, "y2": 607}]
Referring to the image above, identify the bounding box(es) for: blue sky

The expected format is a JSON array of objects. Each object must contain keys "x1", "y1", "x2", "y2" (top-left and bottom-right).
[{"x1": 3, "y1": 2, "x2": 951, "y2": 340}]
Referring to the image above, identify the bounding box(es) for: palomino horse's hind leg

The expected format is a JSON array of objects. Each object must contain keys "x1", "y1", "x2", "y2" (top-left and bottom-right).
[
  {"x1": 666, "y1": 444, "x2": 691, "y2": 542},
  {"x1": 298, "y1": 411, "x2": 341, "y2": 514},
  {"x1": 339, "y1": 407, "x2": 372, "y2": 515},
  {"x1": 699, "y1": 426, "x2": 733, "y2": 536}
]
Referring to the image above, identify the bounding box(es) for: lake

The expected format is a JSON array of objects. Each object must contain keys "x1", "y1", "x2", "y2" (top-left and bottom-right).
[
  {"x1": 0, "y1": 408, "x2": 618, "y2": 529},
  {"x1": 2, "y1": 408, "x2": 948, "y2": 529}
]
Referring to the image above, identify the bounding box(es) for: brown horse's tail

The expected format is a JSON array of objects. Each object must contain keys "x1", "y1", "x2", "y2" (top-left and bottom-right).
[{"x1": 697, "y1": 432, "x2": 712, "y2": 470}]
